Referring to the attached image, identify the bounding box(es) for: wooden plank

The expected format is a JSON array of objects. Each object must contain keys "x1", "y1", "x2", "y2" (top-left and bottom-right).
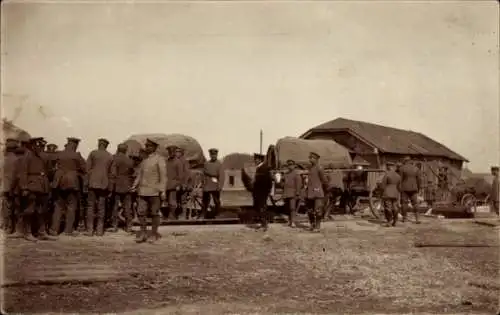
[{"x1": 2, "y1": 274, "x2": 131, "y2": 287}]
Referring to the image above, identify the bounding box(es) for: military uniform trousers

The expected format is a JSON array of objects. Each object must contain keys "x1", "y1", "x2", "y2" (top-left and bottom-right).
[
  {"x1": 86, "y1": 189, "x2": 108, "y2": 234},
  {"x1": 490, "y1": 200, "x2": 499, "y2": 215},
  {"x1": 201, "y1": 191, "x2": 221, "y2": 219},
  {"x1": 253, "y1": 193, "x2": 268, "y2": 228},
  {"x1": 383, "y1": 198, "x2": 399, "y2": 224},
  {"x1": 50, "y1": 190, "x2": 78, "y2": 235},
  {"x1": 25, "y1": 192, "x2": 49, "y2": 235},
  {"x1": 305, "y1": 198, "x2": 323, "y2": 230},
  {"x1": 1, "y1": 193, "x2": 16, "y2": 233},
  {"x1": 400, "y1": 190, "x2": 419, "y2": 221},
  {"x1": 137, "y1": 195, "x2": 161, "y2": 217},
  {"x1": 112, "y1": 193, "x2": 132, "y2": 229},
  {"x1": 284, "y1": 197, "x2": 298, "y2": 225}
]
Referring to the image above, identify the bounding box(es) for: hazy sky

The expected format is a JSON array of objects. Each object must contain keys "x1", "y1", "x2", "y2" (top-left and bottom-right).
[{"x1": 1, "y1": 0, "x2": 498, "y2": 171}]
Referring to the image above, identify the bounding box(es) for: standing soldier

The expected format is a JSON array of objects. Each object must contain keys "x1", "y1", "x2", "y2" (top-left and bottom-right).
[
  {"x1": 251, "y1": 153, "x2": 273, "y2": 231},
  {"x1": 44, "y1": 143, "x2": 58, "y2": 232},
  {"x1": 399, "y1": 156, "x2": 422, "y2": 224},
  {"x1": 175, "y1": 147, "x2": 191, "y2": 220},
  {"x1": 17, "y1": 137, "x2": 56, "y2": 241},
  {"x1": 165, "y1": 145, "x2": 183, "y2": 220},
  {"x1": 131, "y1": 139, "x2": 167, "y2": 243},
  {"x1": 49, "y1": 137, "x2": 86, "y2": 236},
  {"x1": 85, "y1": 138, "x2": 113, "y2": 236},
  {"x1": 490, "y1": 166, "x2": 499, "y2": 215},
  {"x1": 306, "y1": 152, "x2": 328, "y2": 232},
  {"x1": 201, "y1": 148, "x2": 223, "y2": 219},
  {"x1": 380, "y1": 161, "x2": 401, "y2": 226},
  {"x1": 109, "y1": 143, "x2": 134, "y2": 232},
  {"x1": 9, "y1": 138, "x2": 31, "y2": 238},
  {"x1": 1, "y1": 138, "x2": 19, "y2": 234},
  {"x1": 424, "y1": 179, "x2": 436, "y2": 209},
  {"x1": 282, "y1": 159, "x2": 301, "y2": 228}
]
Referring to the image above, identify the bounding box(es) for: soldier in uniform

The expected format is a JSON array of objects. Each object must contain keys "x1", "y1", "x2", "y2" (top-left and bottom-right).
[
  {"x1": 252, "y1": 153, "x2": 273, "y2": 231},
  {"x1": 490, "y1": 166, "x2": 499, "y2": 215},
  {"x1": 9, "y1": 138, "x2": 31, "y2": 238},
  {"x1": 17, "y1": 137, "x2": 57, "y2": 241},
  {"x1": 44, "y1": 143, "x2": 59, "y2": 232},
  {"x1": 131, "y1": 139, "x2": 167, "y2": 243},
  {"x1": 109, "y1": 143, "x2": 135, "y2": 232},
  {"x1": 306, "y1": 152, "x2": 328, "y2": 232},
  {"x1": 165, "y1": 145, "x2": 183, "y2": 220},
  {"x1": 175, "y1": 147, "x2": 191, "y2": 220},
  {"x1": 282, "y1": 159, "x2": 302, "y2": 228},
  {"x1": 201, "y1": 148, "x2": 223, "y2": 219},
  {"x1": 1, "y1": 138, "x2": 20, "y2": 234},
  {"x1": 380, "y1": 161, "x2": 401, "y2": 226},
  {"x1": 49, "y1": 137, "x2": 87, "y2": 236},
  {"x1": 399, "y1": 156, "x2": 422, "y2": 224},
  {"x1": 85, "y1": 138, "x2": 113, "y2": 236}
]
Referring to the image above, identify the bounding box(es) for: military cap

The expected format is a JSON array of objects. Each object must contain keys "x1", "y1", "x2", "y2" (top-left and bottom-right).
[
  {"x1": 286, "y1": 159, "x2": 295, "y2": 164},
  {"x1": 254, "y1": 153, "x2": 265, "y2": 160},
  {"x1": 309, "y1": 152, "x2": 320, "y2": 159},
  {"x1": 5, "y1": 138, "x2": 18, "y2": 149},
  {"x1": 145, "y1": 138, "x2": 158, "y2": 146},
  {"x1": 47, "y1": 143, "x2": 58, "y2": 149},
  {"x1": 117, "y1": 143, "x2": 128, "y2": 151},
  {"x1": 491, "y1": 166, "x2": 499, "y2": 171},
  {"x1": 386, "y1": 161, "x2": 395, "y2": 166},
  {"x1": 67, "y1": 137, "x2": 81, "y2": 144},
  {"x1": 98, "y1": 138, "x2": 109, "y2": 144},
  {"x1": 166, "y1": 144, "x2": 178, "y2": 150},
  {"x1": 208, "y1": 148, "x2": 218, "y2": 154},
  {"x1": 30, "y1": 137, "x2": 46, "y2": 146},
  {"x1": 175, "y1": 147, "x2": 184, "y2": 152}
]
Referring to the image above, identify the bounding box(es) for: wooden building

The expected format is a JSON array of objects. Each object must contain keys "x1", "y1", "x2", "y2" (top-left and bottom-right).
[{"x1": 300, "y1": 117, "x2": 469, "y2": 188}]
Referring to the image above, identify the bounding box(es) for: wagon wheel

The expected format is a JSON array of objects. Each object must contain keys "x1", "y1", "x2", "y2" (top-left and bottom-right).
[
  {"x1": 368, "y1": 190, "x2": 384, "y2": 220},
  {"x1": 460, "y1": 193, "x2": 477, "y2": 213}
]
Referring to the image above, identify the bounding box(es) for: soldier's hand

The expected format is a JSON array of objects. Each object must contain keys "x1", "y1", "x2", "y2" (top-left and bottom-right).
[
  {"x1": 21, "y1": 190, "x2": 29, "y2": 197},
  {"x1": 160, "y1": 191, "x2": 167, "y2": 200},
  {"x1": 176, "y1": 186, "x2": 181, "y2": 191}
]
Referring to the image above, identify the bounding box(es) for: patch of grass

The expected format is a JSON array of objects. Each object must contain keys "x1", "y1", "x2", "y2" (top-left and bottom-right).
[{"x1": 2, "y1": 221, "x2": 499, "y2": 314}]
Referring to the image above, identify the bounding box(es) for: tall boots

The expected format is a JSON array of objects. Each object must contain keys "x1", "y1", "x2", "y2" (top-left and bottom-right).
[
  {"x1": 308, "y1": 212, "x2": 321, "y2": 232},
  {"x1": 135, "y1": 216, "x2": 148, "y2": 243},
  {"x1": 37, "y1": 213, "x2": 57, "y2": 240},
  {"x1": 149, "y1": 215, "x2": 161, "y2": 243},
  {"x1": 84, "y1": 210, "x2": 94, "y2": 236},
  {"x1": 391, "y1": 210, "x2": 398, "y2": 227},
  {"x1": 23, "y1": 215, "x2": 37, "y2": 242},
  {"x1": 9, "y1": 216, "x2": 24, "y2": 238}
]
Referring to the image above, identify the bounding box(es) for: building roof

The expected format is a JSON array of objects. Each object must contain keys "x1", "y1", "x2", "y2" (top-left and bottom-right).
[{"x1": 301, "y1": 117, "x2": 468, "y2": 162}]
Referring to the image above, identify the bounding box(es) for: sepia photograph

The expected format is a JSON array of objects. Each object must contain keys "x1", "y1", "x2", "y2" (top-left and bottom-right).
[{"x1": 1, "y1": 0, "x2": 499, "y2": 314}]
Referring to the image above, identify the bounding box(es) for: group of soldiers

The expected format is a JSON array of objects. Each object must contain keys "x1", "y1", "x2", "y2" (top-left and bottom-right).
[{"x1": 0, "y1": 136, "x2": 225, "y2": 243}]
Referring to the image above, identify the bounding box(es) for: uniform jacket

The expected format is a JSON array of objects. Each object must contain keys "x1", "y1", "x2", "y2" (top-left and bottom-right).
[
  {"x1": 44, "y1": 152, "x2": 58, "y2": 182},
  {"x1": 253, "y1": 162, "x2": 273, "y2": 198},
  {"x1": 380, "y1": 170, "x2": 401, "y2": 199},
  {"x1": 51, "y1": 149, "x2": 87, "y2": 191},
  {"x1": 282, "y1": 168, "x2": 302, "y2": 199},
  {"x1": 179, "y1": 157, "x2": 190, "y2": 187},
  {"x1": 202, "y1": 160, "x2": 223, "y2": 192},
  {"x1": 109, "y1": 152, "x2": 134, "y2": 194},
  {"x1": 491, "y1": 176, "x2": 499, "y2": 202},
  {"x1": 17, "y1": 150, "x2": 51, "y2": 194},
  {"x1": 2, "y1": 150, "x2": 19, "y2": 193},
  {"x1": 132, "y1": 152, "x2": 167, "y2": 197},
  {"x1": 399, "y1": 163, "x2": 421, "y2": 192},
  {"x1": 166, "y1": 157, "x2": 183, "y2": 190},
  {"x1": 306, "y1": 164, "x2": 328, "y2": 199},
  {"x1": 87, "y1": 149, "x2": 113, "y2": 190}
]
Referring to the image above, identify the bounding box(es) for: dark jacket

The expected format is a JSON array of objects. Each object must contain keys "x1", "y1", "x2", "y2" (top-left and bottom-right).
[
  {"x1": 17, "y1": 150, "x2": 50, "y2": 194},
  {"x1": 399, "y1": 163, "x2": 421, "y2": 192},
  {"x1": 87, "y1": 149, "x2": 113, "y2": 190},
  {"x1": 282, "y1": 169, "x2": 302, "y2": 199},
  {"x1": 381, "y1": 170, "x2": 401, "y2": 199},
  {"x1": 306, "y1": 164, "x2": 328, "y2": 199},
  {"x1": 52, "y1": 150, "x2": 87, "y2": 191},
  {"x1": 253, "y1": 162, "x2": 273, "y2": 198},
  {"x1": 109, "y1": 153, "x2": 134, "y2": 194},
  {"x1": 203, "y1": 160, "x2": 223, "y2": 192}
]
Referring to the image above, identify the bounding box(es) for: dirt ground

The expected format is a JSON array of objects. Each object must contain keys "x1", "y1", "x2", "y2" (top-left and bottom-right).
[{"x1": 1, "y1": 217, "x2": 499, "y2": 314}]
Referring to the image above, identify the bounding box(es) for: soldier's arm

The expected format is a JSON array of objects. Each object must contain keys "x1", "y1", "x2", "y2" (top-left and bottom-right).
[
  {"x1": 416, "y1": 169, "x2": 422, "y2": 191},
  {"x1": 109, "y1": 158, "x2": 117, "y2": 192},
  {"x1": 17, "y1": 154, "x2": 29, "y2": 192},
  {"x1": 86, "y1": 152, "x2": 94, "y2": 173},
  {"x1": 218, "y1": 162, "x2": 225, "y2": 188},
  {"x1": 158, "y1": 157, "x2": 168, "y2": 194},
  {"x1": 295, "y1": 172, "x2": 302, "y2": 196},
  {"x1": 131, "y1": 163, "x2": 142, "y2": 192}
]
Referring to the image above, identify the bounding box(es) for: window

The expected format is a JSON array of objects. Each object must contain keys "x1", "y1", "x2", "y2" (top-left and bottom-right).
[{"x1": 229, "y1": 175, "x2": 235, "y2": 186}]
